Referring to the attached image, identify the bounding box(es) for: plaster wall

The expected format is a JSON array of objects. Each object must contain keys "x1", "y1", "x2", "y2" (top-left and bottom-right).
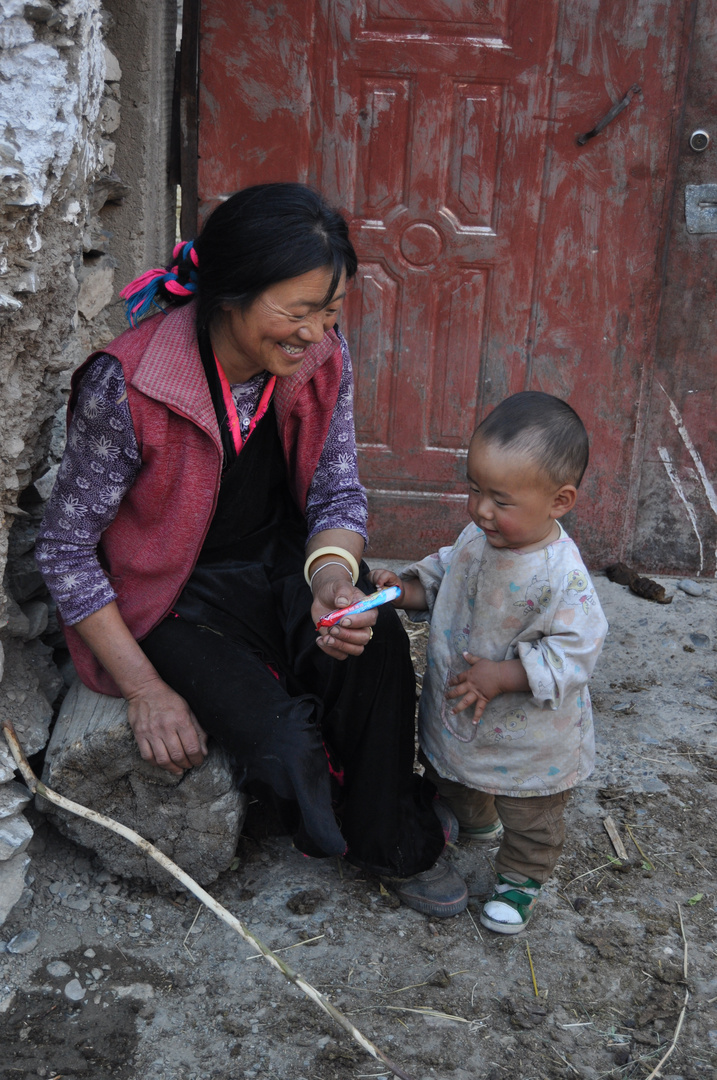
[{"x1": 0, "y1": 0, "x2": 178, "y2": 925}]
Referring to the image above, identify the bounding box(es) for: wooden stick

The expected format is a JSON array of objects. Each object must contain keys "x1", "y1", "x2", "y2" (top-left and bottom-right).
[
  {"x1": 625, "y1": 823, "x2": 655, "y2": 870},
  {"x1": 603, "y1": 815, "x2": 629, "y2": 861},
  {"x1": 525, "y1": 941, "x2": 539, "y2": 997},
  {"x1": 643, "y1": 903, "x2": 689, "y2": 1080},
  {"x1": 2, "y1": 720, "x2": 416, "y2": 1080}
]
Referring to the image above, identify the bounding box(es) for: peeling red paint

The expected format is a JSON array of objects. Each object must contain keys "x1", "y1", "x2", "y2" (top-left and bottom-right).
[{"x1": 198, "y1": 1, "x2": 711, "y2": 574}]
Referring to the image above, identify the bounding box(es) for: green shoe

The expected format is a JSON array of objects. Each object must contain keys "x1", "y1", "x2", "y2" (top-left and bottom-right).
[
  {"x1": 459, "y1": 819, "x2": 504, "y2": 844},
  {"x1": 479, "y1": 875, "x2": 541, "y2": 935}
]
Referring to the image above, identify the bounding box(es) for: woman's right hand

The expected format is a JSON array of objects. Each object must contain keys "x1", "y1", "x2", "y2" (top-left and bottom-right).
[
  {"x1": 75, "y1": 602, "x2": 208, "y2": 777},
  {"x1": 126, "y1": 676, "x2": 208, "y2": 776}
]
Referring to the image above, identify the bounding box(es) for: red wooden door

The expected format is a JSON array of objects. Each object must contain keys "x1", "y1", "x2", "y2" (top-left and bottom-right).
[
  {"x1": 313, "y1": 3, "x2": 560, "y2": 555},
  {"x1": 629, "y1": 2, "x2": 717, "y2": 576},
  {"x1": 199, "y1": 0, "x2": 560, "y2": 553},
  {"x1": 198, "y1": 1, "x2": 695, "y2": 568}
]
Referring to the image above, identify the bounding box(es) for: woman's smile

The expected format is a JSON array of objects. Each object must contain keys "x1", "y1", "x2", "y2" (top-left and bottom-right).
[{"x1": 210, "y1": 266, "x2": 346, "y2": 383}]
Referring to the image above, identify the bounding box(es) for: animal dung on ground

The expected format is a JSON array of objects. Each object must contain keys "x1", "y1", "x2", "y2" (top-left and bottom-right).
[{"x1": 604, "y1": 563, "x2": 672, "y2": 604}]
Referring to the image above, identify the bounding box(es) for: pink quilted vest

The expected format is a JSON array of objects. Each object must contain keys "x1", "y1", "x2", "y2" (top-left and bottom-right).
[{"x1": 63, "y1": 302, "x2": 343, "y2": 695}]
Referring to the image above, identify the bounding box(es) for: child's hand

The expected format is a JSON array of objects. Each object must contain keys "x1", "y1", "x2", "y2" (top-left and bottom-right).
[
  {"x1": 445, "y1": 653, "x2": 504, "y2": 723},
  {"x1": 366, "y1": 568, "x2": 404, "y2": 602},
  {"x1": 366, "y1": 569, "x2": 428, "y2": 611},
  {"x1": 446, "y1": 652, "x2": 531, "y2": 723}
]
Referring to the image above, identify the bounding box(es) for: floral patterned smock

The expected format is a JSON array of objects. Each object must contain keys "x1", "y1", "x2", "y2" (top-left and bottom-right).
[{"x1": 403, "y1": 522, "x2": 608, "y2": 798}]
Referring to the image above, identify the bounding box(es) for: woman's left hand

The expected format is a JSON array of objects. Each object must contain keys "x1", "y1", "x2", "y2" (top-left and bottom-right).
[{"x1": 311, "y1": 569, "x2": 377, "y2": 660}]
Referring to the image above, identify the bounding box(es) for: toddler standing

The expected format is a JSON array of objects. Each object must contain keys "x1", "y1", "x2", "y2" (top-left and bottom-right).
[{"x1": 370, "y1": 392, "x2": 608, "y2": 933}]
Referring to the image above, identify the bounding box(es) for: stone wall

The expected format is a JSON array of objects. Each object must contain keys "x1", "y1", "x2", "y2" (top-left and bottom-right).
[{"x1": 0, "y1": 0, "x2": 178, "y2": 925}]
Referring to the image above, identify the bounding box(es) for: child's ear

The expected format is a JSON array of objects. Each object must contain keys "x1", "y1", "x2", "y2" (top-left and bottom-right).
[{"x1": 550, "y1": 485, "x2": 577, "y2": 519}]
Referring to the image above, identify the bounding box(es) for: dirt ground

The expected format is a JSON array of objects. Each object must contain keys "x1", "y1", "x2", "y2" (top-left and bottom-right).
[{"x1": 0, "y1": 571, "x2": 716, "y2": 1080}]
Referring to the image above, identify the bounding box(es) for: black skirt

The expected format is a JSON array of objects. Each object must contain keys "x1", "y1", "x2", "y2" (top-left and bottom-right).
[{"x1": 140, "y1": 403, "x2": 444, "y2": 877}]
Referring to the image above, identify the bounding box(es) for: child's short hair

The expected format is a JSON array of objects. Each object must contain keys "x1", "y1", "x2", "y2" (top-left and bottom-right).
[{"x1": 474, "y1": 391, "x2": 589, "y2": 488}]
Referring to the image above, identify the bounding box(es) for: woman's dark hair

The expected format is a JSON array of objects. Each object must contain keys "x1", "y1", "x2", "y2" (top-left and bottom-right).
[
  {"x1": 474, "y1": 391, "x2": 590, "y2": 488},
  {"x1": 177, "y1": 183, "x2": 357, "y2": 330}
]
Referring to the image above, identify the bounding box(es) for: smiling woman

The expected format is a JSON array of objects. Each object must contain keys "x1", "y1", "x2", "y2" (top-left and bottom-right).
[
  {"x1": 212, "y1": 266, "x2": 347, "y2": 382},
  {"x1": 35, "y1": 183, "x2": 468, "y2": 919}
]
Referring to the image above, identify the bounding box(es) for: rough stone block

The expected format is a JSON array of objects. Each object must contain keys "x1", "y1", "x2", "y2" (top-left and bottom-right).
[
  {"x1": 0, "y1": 813, "x2": 33, "y2": 860},
  {"x1": 39, "y1": 681, "x2": 246, "y2": 888},
  {"x1": 104, "y1": 46, "x2": 122, "y2": 82},
  {"x1": 33, "y1": 463, "x2": 59, "y2": 501},
  {"x1": 0, "y1": 781, "x2": 32, "y2": 819},
  {"x1": 0, "y1": 852, "x2": 30, "y2": 928},
  {"x1": 77, "y1": 255, "x2": 116, "y2": 321}
]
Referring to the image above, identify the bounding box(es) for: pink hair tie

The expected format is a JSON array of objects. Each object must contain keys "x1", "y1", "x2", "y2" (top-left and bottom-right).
[
  {"x1": 164, "y1": 279, "x2": 193, "y2": 297},
  {"x1": 172, "y1": 240, "x2": 199, "y2": 267},
  {"x1": 119, "y1": 267, "x2": 165, "y2": 300}
]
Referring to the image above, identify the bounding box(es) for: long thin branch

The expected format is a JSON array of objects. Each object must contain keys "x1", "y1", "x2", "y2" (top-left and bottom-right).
[
  {"x1": 2, "y1": 719, "x2": 416, "y2": 1080},
  {"x1": 643, "y1": 903, "x2": 690, "y2": 1080}
]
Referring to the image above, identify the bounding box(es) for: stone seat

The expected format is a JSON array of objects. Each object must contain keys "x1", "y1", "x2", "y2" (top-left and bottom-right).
[{"x1": 39, "y1": 680, "x2": 246, "y2": 888}]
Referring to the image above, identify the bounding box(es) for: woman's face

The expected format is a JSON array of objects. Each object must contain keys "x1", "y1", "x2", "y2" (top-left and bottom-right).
[{"x1": 211, "y1": 266, "x2": 347, "y2": 383}]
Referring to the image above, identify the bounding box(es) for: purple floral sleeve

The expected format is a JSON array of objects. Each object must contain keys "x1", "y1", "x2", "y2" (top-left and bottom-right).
[
  {"x1": 35, "y1": 355, "x2": 141, "y2": 625},
  {"x1": 36, "y1": 332, "x2": 368, "y2": 626},
  {"x1": 304, "y1": 329, "x2": 368, "y2": 544}
]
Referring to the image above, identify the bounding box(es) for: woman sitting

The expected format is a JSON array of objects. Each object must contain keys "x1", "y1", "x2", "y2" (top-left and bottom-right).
[{"x1": 36, "y1": 183, "x2": 467, "y2": 918}]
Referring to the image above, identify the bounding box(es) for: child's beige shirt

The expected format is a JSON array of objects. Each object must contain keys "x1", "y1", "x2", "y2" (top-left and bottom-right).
[{"x1": 403, "y1": 523, "x2": 608, "y2": 797}]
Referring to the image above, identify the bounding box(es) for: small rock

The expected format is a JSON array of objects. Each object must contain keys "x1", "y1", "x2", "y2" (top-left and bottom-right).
[
  {"x1": 0, "y1": 813, "x2": 34, "y2": 860},
  {"x1": 64, "y1": 978, "x2": 86, "y2": 1002},
  {"x1": 7, "y1": 928, "x2": 40, "y2": 954},
  {"x1": 428, "y1": 968, "x2": 451, "y2": 987},
  {"x1": 0, "y1": 782, "x2": 32, "y2": 820},
  {"x1": 286, "y1": 889, "x2": 324, "y2": 915},
  {"x1": 689, "y1": 632, "x2": 710, "y2": 648},
  {"x1": 677, "y1": 579, "x2": 704, "y2": 597},
  {"x1": 64, "y1": 896, "x2": 91, "y2": 912},
  {"x1": 84, "y1": 948, "x2": 96, "y2": 958},
  {"x1": 611, "y1": 701, "x2": 635, "y2": 714},
  {"x1": 0, "y1": 853, "x2": 31, "y2": 924},
  {"x1": 47, "y1": 960, "x2": 72, "y2": 978},
  {"x1": 0, "y1": 990, "x2": 16, "y2": 1014}
]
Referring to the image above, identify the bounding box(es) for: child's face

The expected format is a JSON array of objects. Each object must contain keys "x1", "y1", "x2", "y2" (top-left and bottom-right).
[{"x1": 466, "y1": 436, "x2": 573, "y2": 551}]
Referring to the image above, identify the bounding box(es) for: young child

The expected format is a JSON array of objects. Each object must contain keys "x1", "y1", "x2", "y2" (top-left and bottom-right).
[{"x1": 369, "y1": 392, "x2": 608, "y2": 934}]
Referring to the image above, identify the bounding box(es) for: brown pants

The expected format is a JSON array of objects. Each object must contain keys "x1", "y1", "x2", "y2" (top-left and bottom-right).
[{"x1": 421, "y1": 754, "x2": 571, "y2": 885}]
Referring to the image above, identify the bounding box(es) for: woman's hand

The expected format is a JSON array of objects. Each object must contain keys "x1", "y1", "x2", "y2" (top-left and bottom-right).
[
  {"x1": 126, "y1": 675, "x2": 208, "y2": 776},
  {"x1": 310, "y1": 567, "x2": 377, "y2": 660},
  {"x1": 74, "y1": 602, "x2": 208, "y2": 776}
]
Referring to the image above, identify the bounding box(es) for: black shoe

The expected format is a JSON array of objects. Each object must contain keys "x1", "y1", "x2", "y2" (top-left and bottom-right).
[{"x1": 382, "y1": 857, "x2": 468, "y2": 918}]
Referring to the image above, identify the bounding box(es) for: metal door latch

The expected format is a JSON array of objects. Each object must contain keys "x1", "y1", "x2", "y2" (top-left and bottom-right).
[
  {"x1": 577, "y1": 84, "x2": 641, "y2": 146},
  {"x1": 685, "y1": 185, "x2": 717, "y2": 233}
]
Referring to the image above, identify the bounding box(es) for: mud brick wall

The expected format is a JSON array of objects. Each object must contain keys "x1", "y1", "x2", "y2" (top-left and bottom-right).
[{"x1": 0, "y1": 0, "x2": 178, "y2": 925}]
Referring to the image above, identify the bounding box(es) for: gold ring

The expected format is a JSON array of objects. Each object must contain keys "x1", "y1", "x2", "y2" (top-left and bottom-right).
[{"x1": 368, "y1": 627, "x2": 374, "y2": 642}]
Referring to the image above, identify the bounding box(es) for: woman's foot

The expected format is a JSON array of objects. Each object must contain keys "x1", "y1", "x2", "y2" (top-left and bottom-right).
[
  {"x1": 479, "y1": 875, "x2": 541, "y2": 934},
  {"x1": 382, "y1": 857, "x2": 468, "y2": 918}
]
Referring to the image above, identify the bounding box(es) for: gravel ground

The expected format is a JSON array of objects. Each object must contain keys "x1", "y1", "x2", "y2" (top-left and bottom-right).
[{"x1": 0, "y1": 572, "x2": 715, "y2": 1080}]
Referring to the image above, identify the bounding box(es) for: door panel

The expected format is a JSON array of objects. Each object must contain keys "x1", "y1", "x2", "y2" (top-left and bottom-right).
[
  {"x1": 309, "y1": 2, "x2": 560, "y2": 551},
  {"x1": 527, "y1": 1, "x2": 693, "y2": 567},
  {"x1": 630, "y1": 0, "x2": 717, "y2": 576},
  {"x1": 198, "y1": 1, "x2": 695, "y2": 568}
]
